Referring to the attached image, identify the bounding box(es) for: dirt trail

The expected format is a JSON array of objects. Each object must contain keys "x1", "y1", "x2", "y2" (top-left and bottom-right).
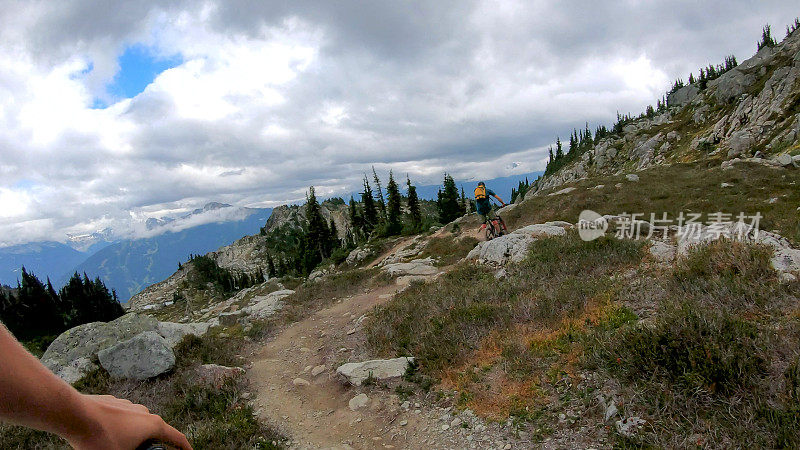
[
  {"x1": 248, "y1": 239, "x2": 447, "y2": 449},
  {"x1": 249, "y1": 282, "x2": 406, "y2": 449}
]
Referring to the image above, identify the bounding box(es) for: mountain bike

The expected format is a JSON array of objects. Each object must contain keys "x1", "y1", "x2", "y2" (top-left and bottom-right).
[{"x1": 480, "y1": 203, "x2": 507, "y2": 241}]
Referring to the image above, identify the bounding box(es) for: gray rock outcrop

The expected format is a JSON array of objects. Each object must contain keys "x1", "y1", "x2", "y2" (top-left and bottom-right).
[
  {"x1": 241, "y1": 289, "x2": 294, "y2": 319},
  {"x1": 41, "y1": 313, "x2": 210, "y2": 383},
  {"x1": 336, "y1": 357, "x2": 415, "y2": 386},
  {"x1": 383, "y1": 258, "x2": 438, "y2": 277},
  {"x1": 466, "y1": 223, "x2": 570, "y2": 265},
  {"x1": 97, "y1": 331, "x2": 176, "y2": 380}
]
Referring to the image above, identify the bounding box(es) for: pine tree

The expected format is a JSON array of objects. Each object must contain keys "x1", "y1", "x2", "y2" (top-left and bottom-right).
[
  {"x1": 548, "y1": 146, "x2": 554, "y2": 164},
  {"x1": 460, "y1": 186, "x2": 468, "y2": 214},
  {"x1": 361, "y1": 176, "x2": 378, "y2": 234},
  {"x1": 328, "y1": 219, "x2": 341, "y2": 249},
  {"x1": 267, "y1": 254, "x2": 276, "y2": 278},
  {"x1": 304, "y1": 186, "x2": 330, "y2": 271},
  {"x1": 385, "y1": 171, "x2": 402, "y2": 235},
  {"x1": 348, "y1": 196, "x2": 363, "y2": 241},
  {"x1": 406, "y1": 176, "x2": 422, "y2": 232},
  {"x1": 757, "y1": 24, "x2": 777, "y2": 51},
  {"x1": 372, "y1": 167, "x2": 386, "y2": 219},
  {"x1": 555, "y1": 137, "x2": 563, "y2": 159},
  {"x1": 437, "y1": 174, "x2": 462, "y2": 224}
]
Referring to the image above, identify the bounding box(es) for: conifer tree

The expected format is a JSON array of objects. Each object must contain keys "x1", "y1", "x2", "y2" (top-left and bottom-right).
[
  {"x1": 304, "y1": 186, "x2": 330, "y2": 271},
  {"x1": 372, "y1": 167, "x2": 386, "y2": 219},
  {"x1": 437, "y1": 174, "x2": 462, "y2": 224},
  {"x1": 555, "y1": 137, "x2": 564, "y2": 159},
  {"x1": 348, "y1": 196, "x2": 363, "y2": 241},
  {"x1": 406, "y1": 176, "x2": 422, "y2": 232},
  {"x1": 361, "y1": 176, "x2": 378, "y2": 234},
  {"x1": 460, "y1": 186, "x2": 468, "y2": 214},
  {"x1": 385, "y1": 171, "x2": 402, "y2": 235},
  {"x1": 267, "y1": 254, "x2": 276, "y2": 278},
  {"x1": 328, "y1": 219, "x2": 340, "y2": 249}
]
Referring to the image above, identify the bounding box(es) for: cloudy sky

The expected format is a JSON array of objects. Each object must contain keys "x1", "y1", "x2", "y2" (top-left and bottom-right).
[{"x1": 0, "y1": 0, "x2": 796, "y2": 245}]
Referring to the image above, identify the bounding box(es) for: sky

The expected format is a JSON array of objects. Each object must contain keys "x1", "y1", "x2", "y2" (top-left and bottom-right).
[{"x1": 0, "y1": 0, "x2": 797, "y2": 246}]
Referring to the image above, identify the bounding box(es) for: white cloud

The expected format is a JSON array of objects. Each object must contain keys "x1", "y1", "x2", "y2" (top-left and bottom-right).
[{"x1": 0, "y1": 0, "x2": 797, "y2": 246}]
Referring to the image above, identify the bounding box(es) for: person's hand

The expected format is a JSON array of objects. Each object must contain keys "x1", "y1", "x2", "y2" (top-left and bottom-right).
[{"x1": 64, "y1": 394, "x2": 192, "y2": 450}]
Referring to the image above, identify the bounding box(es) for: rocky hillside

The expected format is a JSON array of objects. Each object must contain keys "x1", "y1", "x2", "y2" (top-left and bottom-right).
[
  {"x1": 529, "y1": 26, "x2": 800, "y2": 197},
  {"x1": 127, "y1": 200, "x2": 349, "y2": 312}
]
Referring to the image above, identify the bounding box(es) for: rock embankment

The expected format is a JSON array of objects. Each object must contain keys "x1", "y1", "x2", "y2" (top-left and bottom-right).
[
  {"x1": 466, "y1": 222, "x2": 571, "y2": 265},
  {"x1": 41, "y1": 313, "x2": 211, "y2": 383}
]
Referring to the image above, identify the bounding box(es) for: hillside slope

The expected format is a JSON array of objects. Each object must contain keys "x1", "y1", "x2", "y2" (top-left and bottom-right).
[{"x1": 529, "y1": 26, "x2": 800, "y2": 197}]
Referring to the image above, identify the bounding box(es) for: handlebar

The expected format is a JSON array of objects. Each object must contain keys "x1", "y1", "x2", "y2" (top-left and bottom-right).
[{"x1": 137, "y1": 440, "x2": 177, "y2": 450}]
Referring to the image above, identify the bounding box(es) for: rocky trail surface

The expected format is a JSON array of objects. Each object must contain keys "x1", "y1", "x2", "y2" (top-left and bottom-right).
[{"x1": 247, "y1": 236, "x2": 527, "y2": 449}]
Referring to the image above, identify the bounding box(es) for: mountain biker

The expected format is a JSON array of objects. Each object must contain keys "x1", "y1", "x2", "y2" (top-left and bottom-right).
[{"x1": 474, "y1": 181, "x2": 506, "y2": 224}]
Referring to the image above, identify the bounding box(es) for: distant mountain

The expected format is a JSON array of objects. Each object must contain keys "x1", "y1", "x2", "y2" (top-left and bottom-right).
[
  {"x1": 0, "y1": 242, "x2": 87, "y2": 286},
  {"x1": 66, "y1": 228, "x2": 115, "y2": 253},
  {"x1": 65, "y1": 207, "x2": 272, "y2": 301},
  {"x1": 414, "y1": 171, "x2": 543, "y2": 202}
]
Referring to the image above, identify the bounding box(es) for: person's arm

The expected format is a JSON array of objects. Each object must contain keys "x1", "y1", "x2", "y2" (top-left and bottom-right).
[
  {"x1": 492, "y1": 194, "x2": 506, "y2": 206},
  {"x1": 0, "y1": 322, "x2": 191, "y2": 450}
]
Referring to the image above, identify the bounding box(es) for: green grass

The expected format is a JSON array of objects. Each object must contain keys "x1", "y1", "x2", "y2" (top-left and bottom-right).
[
  {"x1": 418, "y1": 234, "x2": 480, "y2": 266},
  {"x1": 366, "y1": 233, "x2": 644, "y2": 373},
  {"x1": 368, "y1": 228, "x2": 800, "y2": 446},
  {"x1": 507, "y1": 160, "x2": 800, "y2": 246}
]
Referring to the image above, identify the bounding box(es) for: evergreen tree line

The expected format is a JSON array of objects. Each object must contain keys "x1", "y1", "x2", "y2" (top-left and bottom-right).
[
  {"x1": 261, "y1": 186, "x2": 348, "y2": 279},
  {"x1": 261, "y1": 169, "x2": 472, "y2": 279},
  {"x1": 510, "y1": 178, "x2": 531, "y2": 204},
  {"x1": 668, "y1": 54, "x2": 738, "y2": 95},
  {"x1": 544, "y1": 123, "x2": 599, "y2": 176},
  {"x1": 0, "y1": 268, "x2": 124, "y2": 342},
  {"x1": 787, "y1": 19, "x2": 800, "y2": 39},
  {"x1": 187, "y1": 254, "x2": 263, "y2": 294}
]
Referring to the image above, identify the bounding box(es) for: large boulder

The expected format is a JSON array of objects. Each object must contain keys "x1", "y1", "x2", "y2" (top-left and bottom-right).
[
  {"x1": 98, "y1": 331, "x2": 176, "y2": 380},
  {"x1": 346, "y1": 247, "x2": 373, "y2": 265},
  {"x1": 242, "y1": 289, "x2": 294, "y2": 319},
  {"x1": 157, "y1": 321, "x2": 211, "y2": 348},
  {"x1": 336, "y1": 357, "x2": 415, "y2": 386},
  {"x1": 726, "y1": 129, "x2": 755, "y2": 158},
  {"x1": 466, "y1": 223, "x2": 570, "y2": 265},
  {"x1": 666, "y1": 84, "x2": 700, "y2": 107},
  {"x1": 41, "y1": 314, "x2": 159, "y2": 383},
  {"x1": 383, "y1": 258, "x2": 438, "y2": 277},
  {"x1": 709, "y1": 68, "x2": 756, "y2": 103},
  {"x1": 41, "y1": 313, "x2": 210, "y2": 384}
]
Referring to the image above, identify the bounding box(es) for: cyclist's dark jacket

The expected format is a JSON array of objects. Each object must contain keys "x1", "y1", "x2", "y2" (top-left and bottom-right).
[{"x1": 475, "y1": 188, "x2": 496, "y2": 215}]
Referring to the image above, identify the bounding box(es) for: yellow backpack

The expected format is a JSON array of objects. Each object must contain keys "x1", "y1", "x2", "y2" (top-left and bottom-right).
[{"x1": 474, "y1": 185, "x2": 487, "y2": 200}]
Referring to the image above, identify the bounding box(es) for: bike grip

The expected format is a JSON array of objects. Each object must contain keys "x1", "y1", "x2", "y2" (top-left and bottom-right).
[{"x1": 136, "y1": 439, "x2": 178, "y2": 450}]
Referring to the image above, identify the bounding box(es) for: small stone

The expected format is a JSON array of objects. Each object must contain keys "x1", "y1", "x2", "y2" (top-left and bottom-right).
[
  {"x1": 400, "y1": 420, "x2": 408, "y2": 426},
  {"x1": 504, "y1": 444, "x2": 512, "y2": 449},
  {"x1": 441, "y1": 425, "x2": 450, "y2": 431},
  {"x1": 347, "y1": 329, "x2": 356, "y2": 335},
  {"x1": 559, "y1": 413, "x2": 566, "y2": 421},
  {"x1": 625, "y1": 174, "x2": 640, "y2": 182},
  {"x1": 451, "y1": 417, "x2": 462, "y2": 427},
  {"x1": 401, "y1": 401, "x2": 410, "y2": 409},
  {"x1": 300, "y1": 347, "x2": 311, "y2": 352},
  {"x1": 349, "y1": 393, "x2": 369, "y2": 411},
  {"x1": 311, "y1": 364, "x2": 327, "y2": 377},
  {"x1": 292, "y1": 378, "x2": 310, "y2": 386}
]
